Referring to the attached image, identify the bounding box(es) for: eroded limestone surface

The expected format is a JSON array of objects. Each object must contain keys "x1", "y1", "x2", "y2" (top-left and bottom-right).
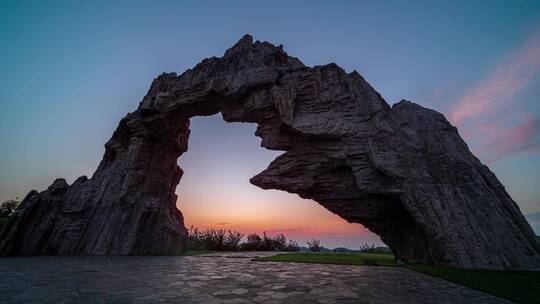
[{"x1": 1, "y1": 35, "x2": 539, "y2": 269}]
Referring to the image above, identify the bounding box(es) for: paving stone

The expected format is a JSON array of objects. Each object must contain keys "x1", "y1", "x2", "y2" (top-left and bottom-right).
[
  {"x1": 0, "y1": 252, "x2": 510, "y2": 303},
  {"x1": 231, "y1": 288, "x2": 249, "y2": 295}
]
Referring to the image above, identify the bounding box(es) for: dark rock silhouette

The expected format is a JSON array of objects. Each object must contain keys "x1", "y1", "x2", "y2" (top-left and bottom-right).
[{"x1": 1, "y1": 35, "x2": 539, "y2": 269}]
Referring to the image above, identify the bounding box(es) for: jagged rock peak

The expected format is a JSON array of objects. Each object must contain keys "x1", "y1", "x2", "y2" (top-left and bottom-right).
[{"x1": 224, "y1": 34, "x2": 254, "y2": 56}]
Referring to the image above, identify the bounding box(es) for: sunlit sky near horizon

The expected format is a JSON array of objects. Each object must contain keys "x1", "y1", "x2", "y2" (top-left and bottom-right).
[{"x1": 1, "y1": 1, "x2": 540, "y2": 249}]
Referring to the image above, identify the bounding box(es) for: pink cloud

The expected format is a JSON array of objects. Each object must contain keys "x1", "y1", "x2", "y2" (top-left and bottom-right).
[
  {"x1": 450, "y1": 31, "x2": 540, "y2": 126},
  {"x1": 448, "y1": 29, "x2": 540, "y2": 162},
  {"x1": 472, "y1": 118, "x2": 540, "y2": 163}
]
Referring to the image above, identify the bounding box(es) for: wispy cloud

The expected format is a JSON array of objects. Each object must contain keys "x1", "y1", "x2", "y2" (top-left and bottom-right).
[
  {"x1": 451, "y1": 31, "x2": 540, "y2": 126},
  {"x1": 449, "y1": 29, "x2": 540, "y2": 162},
  {"x1": 473, "y1": 117, "x2": 540, "y2": 163}
]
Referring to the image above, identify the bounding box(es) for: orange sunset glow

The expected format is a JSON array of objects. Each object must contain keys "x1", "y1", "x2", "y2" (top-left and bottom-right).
[{"x1": 175, "y1": 115, "x2": 383, "y2": 249}]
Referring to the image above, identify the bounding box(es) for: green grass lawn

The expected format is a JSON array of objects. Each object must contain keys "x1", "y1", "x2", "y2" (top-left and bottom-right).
[
  {"x1": 404, "y1": 264, "x2": 540, "y2": 304},
  {"x1": 258, "y1": 252, "x2": 396, "y2": 266},
  {"x1": 259, "y1": 252, "x2": 540, "y2": 304}
]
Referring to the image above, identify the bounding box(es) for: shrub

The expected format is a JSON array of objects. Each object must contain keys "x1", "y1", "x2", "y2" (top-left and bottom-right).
[
  {"x1": 307, "y1": 239, "x2": 321, "y2": 252},
  {"x1": 201, "y1": 228, "x2": 225, "y2": 250},
  {"x1": 224, "y1": 230, "x2": 243, "y2": 250},
  {"x1": 242, "y1": 233, "x2": 264, "y2": 251},
  {"x1": 262, "y1": 232, "x2": 274, "y2": 250},
  {"x1": 187, "y1": 226, "x2": 205, "y2": 250},
  {"x1": 0, "y1": 198, "x2": 20, "y2": 217},
  {"x1": 187, "y1": 227, "x2": 300, "y2": 252},
  {"x1": 187, "y1": 226, "x2": 244, "y2": 251},
  {"x1": 284, "y1": 240, "x2": 300, "y2": 252},
  {"x1": 265, "y1": 233, "x2": 299, "y2": 251},
  {"x1": 272, "y1": 233, "x2": 287, "y2": 250},
  {"x1": 360, "y1": 243, "x2": 375, "y2": 253}
]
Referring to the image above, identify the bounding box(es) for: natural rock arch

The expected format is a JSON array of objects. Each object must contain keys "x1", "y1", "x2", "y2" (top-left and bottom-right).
[{"x1": 1, "y1": 35, "x2": 539, "y2": 269}]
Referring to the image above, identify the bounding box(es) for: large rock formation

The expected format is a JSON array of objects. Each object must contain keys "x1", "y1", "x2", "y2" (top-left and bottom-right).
[{"x1": 1, "y1": 35, "x2": 539, "y2": 269}]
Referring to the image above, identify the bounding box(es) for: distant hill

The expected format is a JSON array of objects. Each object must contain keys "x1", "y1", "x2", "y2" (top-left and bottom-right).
[
  {"x1": 333, "y1": 247, "x2": 391, "y2": 253},
  {"x1": 299, "y1": 246, "x2": 331, "y2": 252},
  {"x1": 332, "y1": 247, "x2": 359, "y2": 253},
  {"x1": 298, "y1": 246, "x2": 392, "y2": 253}
]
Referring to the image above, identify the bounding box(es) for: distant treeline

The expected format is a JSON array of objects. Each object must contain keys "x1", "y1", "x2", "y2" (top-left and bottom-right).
[
  {"x1": 186, "y1": 226, "x2": 392, "y2": 253},
  {"x1": 187, "y1": 226, "x2": 301, "y2": 251},
  {"x1": 187, "y1": 226, "x2": 391, "y2": 253},
  {"x1": 0, "y1": 198, "x2": 391, "y2": 254}
]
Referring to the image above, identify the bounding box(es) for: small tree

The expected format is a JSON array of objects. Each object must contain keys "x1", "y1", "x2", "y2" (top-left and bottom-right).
[
  {"x1": 0, "y1": 198, "x2": 20, "y2": 217},
  {"x1": 187, "y1": 226, "x2": 205, "y2": 250},
  {"x1": 360, "y1": 243, "x2": 375, "y2": 253},
  {"x1": 224, "y1": 230, "x2": 244, "y2": 251},
  {"x1": 187, "y1": 227, "x2": 245, "y2": 251},
  {"x1": 262, "y1": 232, "x2": 274, "y2": 250},
  {"x1": 186, "y1": 227, "x2": 302, "y2": 252},
  {"x1": 285, "y1": 240, "x2": 300, "y2": 252},
  {"x1": 272, "y1": 234, "x2": 287, "y2": 251},
  {"x1": 307, "y1": 239, "x2": 321, "y2": 252},
  {"x1": 200, "y1": 228, "x2": 225, "y2": 250},
  {"x1": 242, "y1": 233, "x2": 264, "y2": 251}
]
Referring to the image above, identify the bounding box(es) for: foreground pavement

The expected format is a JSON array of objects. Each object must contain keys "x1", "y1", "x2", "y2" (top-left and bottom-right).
[{"x1": 0, "y1": 252, "x2": 508, "y2": 303}]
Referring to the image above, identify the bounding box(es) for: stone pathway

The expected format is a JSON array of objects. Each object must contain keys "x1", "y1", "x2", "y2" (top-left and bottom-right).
[{"x1": 0, "y1": 252, "x2": 509, "y2": 303}]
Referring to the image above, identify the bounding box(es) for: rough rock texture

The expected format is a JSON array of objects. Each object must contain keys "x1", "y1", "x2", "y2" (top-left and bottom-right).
[{"x1": 1, "y1": 35, "x2": 539, "y2": 269}]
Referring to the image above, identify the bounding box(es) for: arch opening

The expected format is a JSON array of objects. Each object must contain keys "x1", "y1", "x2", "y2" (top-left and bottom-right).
[{"x1": 177, "y1": 114, "x2": 385, "y2": 250}]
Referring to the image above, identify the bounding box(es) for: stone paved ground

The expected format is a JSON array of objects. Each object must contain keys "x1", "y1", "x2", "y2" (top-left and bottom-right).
[{"x1": 0, "y1": 252, "x2": 509, "y2": 303}]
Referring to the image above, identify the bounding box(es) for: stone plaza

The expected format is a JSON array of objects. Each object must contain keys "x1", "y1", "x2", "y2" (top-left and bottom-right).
[{"x1": 0, "y1": 252, "x2": 508, "y2": 303}]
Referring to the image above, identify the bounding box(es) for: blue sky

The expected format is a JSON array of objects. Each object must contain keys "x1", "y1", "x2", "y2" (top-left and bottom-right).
[{"x1": 1, "y1": 1, "x2": 539, "y2": 247}]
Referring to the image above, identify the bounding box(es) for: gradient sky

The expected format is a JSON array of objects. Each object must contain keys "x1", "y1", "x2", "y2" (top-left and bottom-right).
[{"x1": 1, "y1": 1, "x2": 540, "y2": 249}]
